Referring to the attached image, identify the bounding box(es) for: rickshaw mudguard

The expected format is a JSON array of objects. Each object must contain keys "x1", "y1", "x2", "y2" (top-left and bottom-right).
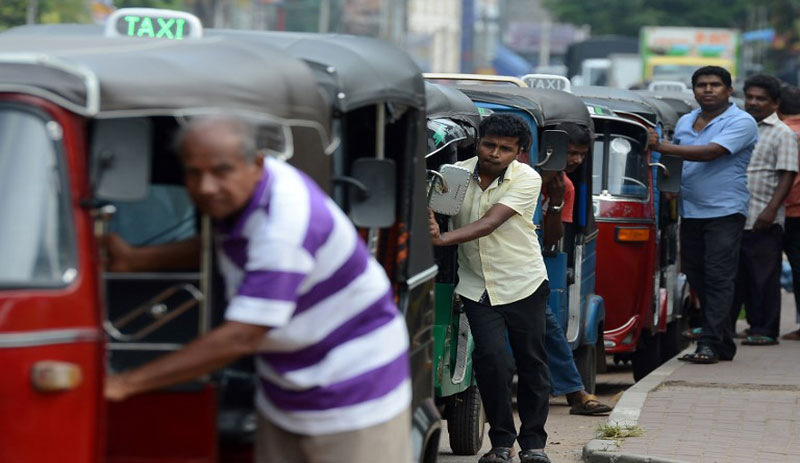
[
  {"x1": 544, "y1": 253, "x2": 569, "y2": 331},
  {"x1": 583, "y1": 294, "x2": 605, "y2": 346},
  {"x1": 411, "y1": 397, "x2": 442, "y2": 463},
  {"x1": 432, "y1": 283, "x2": 475, "y2": 398}
]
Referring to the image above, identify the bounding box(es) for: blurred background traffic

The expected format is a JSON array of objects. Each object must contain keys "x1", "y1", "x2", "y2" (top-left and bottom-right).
[{"x1": 3, "y1": 0, "x2": 799, "y2": 91}]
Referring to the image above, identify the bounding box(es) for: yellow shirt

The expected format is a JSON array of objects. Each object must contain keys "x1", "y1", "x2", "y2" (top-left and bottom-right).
[{"x1": 453, "y1": 157, "x2": 548, "y2": 305}]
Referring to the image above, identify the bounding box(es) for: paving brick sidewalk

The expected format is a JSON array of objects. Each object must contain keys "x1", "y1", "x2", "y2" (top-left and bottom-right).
[{"x1": 584, "y1": 292, "x2": 800, "y2": 463}]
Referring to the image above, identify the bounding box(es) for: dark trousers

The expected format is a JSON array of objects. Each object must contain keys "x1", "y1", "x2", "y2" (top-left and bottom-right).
[
  {"x1": 680, "y1": 214, "x2": 745, "y2": 360},
  {"x1": 731, "y1": 225, "x2": 783, "y2": 338},
  {"x1": 462, "y1": 281, "x2": 550, "y2": 450},
  {"x1": 784, "y1": 217, "x2": 800, "y2": 325}
]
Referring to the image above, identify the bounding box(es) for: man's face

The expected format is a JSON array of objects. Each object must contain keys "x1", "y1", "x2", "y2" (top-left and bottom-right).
[
  {"x1": 693, "y1": 74, "x2": 733, "y2": 111},
  {"x1": 566, "y1": 143, "x2": 589, "y2": 173},
  {"x1": 477, "y1": 134, "x2": 522, "y2": 178},
  {"x1": 181, "y1": 124, "x2": 263, "y2": 221},
  {"x1": 745, "y1": 86, "x2": 779, "y2": 122}
]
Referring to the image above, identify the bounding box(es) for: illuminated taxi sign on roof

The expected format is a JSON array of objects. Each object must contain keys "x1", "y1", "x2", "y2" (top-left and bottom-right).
[
  {"x1": 520, "y1": 74, "x2": 572, "y2": 92},
  {"x1": 105, "y1": 8, "x2": 203, "y2": 40}
]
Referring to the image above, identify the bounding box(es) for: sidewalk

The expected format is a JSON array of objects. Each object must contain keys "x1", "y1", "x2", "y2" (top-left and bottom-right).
[{"x1": 584, "y1": 292, "x2": 800, "y2": 463}]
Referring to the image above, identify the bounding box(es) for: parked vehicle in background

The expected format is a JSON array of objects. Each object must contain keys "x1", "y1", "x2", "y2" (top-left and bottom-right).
[
  {"x1": 640, "y1": 26, "x2": 741, "y2": 86},
  {"x1": 566, "y1": 36, "x2": 639, "y2": 88},
  {"x1": 609, "y1": 53, "x2": 643, "y2": 90},
  {"x1": 574, "y1": 86, "x2": 687, "y2": 381}
]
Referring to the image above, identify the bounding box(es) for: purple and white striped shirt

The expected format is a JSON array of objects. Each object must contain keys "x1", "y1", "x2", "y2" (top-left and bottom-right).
[{"x1": 216, "y1": 157, "x2": 410, "y2": 435}]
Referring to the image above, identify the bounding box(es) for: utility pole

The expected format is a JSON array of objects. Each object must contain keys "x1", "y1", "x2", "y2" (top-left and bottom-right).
[{"x1": 26, "y1": 0, "x2": 38, "y2": 25}]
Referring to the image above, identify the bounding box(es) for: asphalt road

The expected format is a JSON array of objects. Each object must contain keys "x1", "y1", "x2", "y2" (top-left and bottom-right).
[{"x1": 436, "y1": 361, "x2": 635, "y2": 463}]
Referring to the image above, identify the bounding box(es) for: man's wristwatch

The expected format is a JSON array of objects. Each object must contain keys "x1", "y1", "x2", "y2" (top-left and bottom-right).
[{"x1": 547, "y1": 199, "x2": 564, "y2": 213}]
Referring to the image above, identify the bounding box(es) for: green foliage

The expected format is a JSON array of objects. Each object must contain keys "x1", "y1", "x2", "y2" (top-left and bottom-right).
[
  {"x1": 116, "y1": 1, "x2": 186, "y2": 10},
  {"x1": 543, "y1": 0, "x2": 751, "y2": 37},
  {"x1": 0, "y1": 0, "x2": 29, "y2": 31}
]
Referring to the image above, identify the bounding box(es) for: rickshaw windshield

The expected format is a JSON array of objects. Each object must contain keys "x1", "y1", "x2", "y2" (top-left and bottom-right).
[
  {"x1": 0, "y1": 107, "x2": 76, "y2": 288},
  {"x1": 592, "y1": 136, "x2": 649, "y2": 200}
]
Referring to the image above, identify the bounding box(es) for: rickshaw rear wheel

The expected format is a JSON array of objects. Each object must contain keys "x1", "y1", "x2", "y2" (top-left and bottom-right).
[
  {"x1": 446, "y1": 385, "x2": 486, "y2": 455},
  {"x1": 632, "y1": 331, "x2": 662, "y2": 382},
  {"x1": 573, "y1": 342, "x2": 597, "y2": 394}
]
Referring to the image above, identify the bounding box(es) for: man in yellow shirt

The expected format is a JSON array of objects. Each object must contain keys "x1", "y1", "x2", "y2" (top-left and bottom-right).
[{"x1": 429, "y1": 113, "x2": 550, "y2": 463}]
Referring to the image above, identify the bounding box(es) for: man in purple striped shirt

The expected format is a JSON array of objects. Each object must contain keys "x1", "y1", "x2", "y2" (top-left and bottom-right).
[{"x1": 105, "y1": 117, "x2": 412, "y2": 463}]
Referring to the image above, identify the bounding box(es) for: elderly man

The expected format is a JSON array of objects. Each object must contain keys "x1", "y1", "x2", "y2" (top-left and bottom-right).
[
  {"x1": 105, "y1": 117, "x2": 412, "y2": 463},
  {"x1": 732, "y1": 75, "x2": 799, "y2": 345},
  {"x1": 648, "y1": 66, "x2": 758, "y2": 364}
]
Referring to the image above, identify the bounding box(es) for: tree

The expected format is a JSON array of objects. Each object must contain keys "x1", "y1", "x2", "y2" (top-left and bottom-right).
[{"x1": 543, "y1": 0, "x2": 750, "y2": 37}]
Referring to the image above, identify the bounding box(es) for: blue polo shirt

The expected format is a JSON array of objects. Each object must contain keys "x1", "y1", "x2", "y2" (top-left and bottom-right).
[{"x1": 674, "y1": 103, "x2": 758, "y2": 219}]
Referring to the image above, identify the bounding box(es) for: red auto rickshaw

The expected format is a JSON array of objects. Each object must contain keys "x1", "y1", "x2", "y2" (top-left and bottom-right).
[
  {"x1": 0, "y1": 9, "x2": 422, "y2": 463},
  {"x1": 574, "y1": 86, "x2": 685, "y2": 381}
]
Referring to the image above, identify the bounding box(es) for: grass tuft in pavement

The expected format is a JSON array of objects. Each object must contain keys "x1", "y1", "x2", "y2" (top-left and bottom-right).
[{"x1": 595, "y1": 422, "x2": 644, "y2": 443}]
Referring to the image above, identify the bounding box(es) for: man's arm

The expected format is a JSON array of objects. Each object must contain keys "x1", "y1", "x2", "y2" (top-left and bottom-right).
[
  {"x1": 648, "y1": 128, "x2": 729, "y2": 162},
  {"x1": 754, "y1": 170, "x2": 797, "y2": 230},
  {"x1": 430, "y1": 203, "x2": 517, "y2": 246},
  {"x1": 541, "y1": 173, "x2": 566, "y2": 248},
  {"x1": 105, "y1": 234, "x2": 202, "y2": 272},
  {"x1": 105, "y1": 321, "x2": 268, "y2": 401}
]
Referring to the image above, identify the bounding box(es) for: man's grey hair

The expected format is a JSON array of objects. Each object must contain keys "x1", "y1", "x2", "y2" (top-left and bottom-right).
[{"x1": 175, "y1": 116, "x2": 259, "y2": 161}]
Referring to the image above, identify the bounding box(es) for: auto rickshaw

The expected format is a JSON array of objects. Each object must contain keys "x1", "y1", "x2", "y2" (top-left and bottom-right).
[
  {"x1": 572, "y1": 86, "x2": 685, "y2": 381},
  {"x1": 211, "y1": 30, "x2": 442, "y2": 462},
  {"x1": 0, "y1": 9, "x2": 434, "y2": 463},
  {"x1": 453, "y1": 83, "x2": 606, "y2": 393},
  {"x1": 422, "y1": 81, "x2": 485, "y2": 455}
]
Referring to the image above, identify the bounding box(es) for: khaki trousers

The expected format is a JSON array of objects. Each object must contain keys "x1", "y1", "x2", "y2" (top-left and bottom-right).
[{"x1": 255, "y1": 408, "x2": 412, "y2": 463}]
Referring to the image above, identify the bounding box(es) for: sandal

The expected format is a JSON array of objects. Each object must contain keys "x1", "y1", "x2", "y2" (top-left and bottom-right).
[
  {"x1": 478, "y1": 447, "x2": 514, "y2": 463},
  {"x1": 741, "y1": 335, "x2": 778, "y2": 346},
  {"x1": 569, "y1": 394, "x2": 613, "y2": 415},
  {"x1": 681, "y1": 327, "x2": 702, "y2": 340},
  {"x1": 781, "y1": 329, "x2": 800, "y2": 341},
  {"x1": 735, "y1": 328, "x2": 751, "y2": 339},
  {"x1": 519, "y1": 449, "x2": 551, "y2": 463},
  {"x1": 678, "y1": 344, "x2": 719, "y2": 364}
]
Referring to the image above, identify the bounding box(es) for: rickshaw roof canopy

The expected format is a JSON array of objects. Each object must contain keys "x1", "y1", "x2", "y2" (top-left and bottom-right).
[
  {"x1": 209, "y1": 30, "x2": 426, "y2": 113},
  {"x1": 0, "y1": 26, "x2": 331, "y2": 138},
  {"x1": 457, "y1": 85, "x2": 592, "y2": 129},
  {"x1": 634, "y1": 89, "x2": 699, "y2": 118},
  {"x1": 573, "y1": 86, "x2": 660, "y2": 126},
  {"x1": 425, "y1": 82, "x2": 481, "y2": 131},
  {"x1": 634, "y1": 94, "x2": 680, "y2": 131}
]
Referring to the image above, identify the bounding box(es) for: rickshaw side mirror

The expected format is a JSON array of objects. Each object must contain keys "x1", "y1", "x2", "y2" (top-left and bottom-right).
[
  {"x1": 342, "y1": 158, "x2": 396, "y2": 228},
  {"x1": 537, "y1": 129, "x2": 569, "y2": 172},
  {"x1": 652, "y1": 155, "x2": 683, "y2": 194},
  {"x1": 428, "y1": 164, "x2": 471, "y2": 216},
  {"x1": 91, "y1": 118, "x2": 152, "y2": 201}
]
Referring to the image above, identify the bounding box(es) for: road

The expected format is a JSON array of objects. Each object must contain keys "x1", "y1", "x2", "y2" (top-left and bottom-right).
[{"x1": 437, "y1": 362, "x2": 635, "y2": 463}]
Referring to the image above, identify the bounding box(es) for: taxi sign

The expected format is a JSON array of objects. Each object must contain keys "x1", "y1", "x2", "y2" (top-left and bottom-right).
[
  {"x1": 105, "y1": 8, "x2": 203, "y2": 40},
  {"x1": 648, "y1": 80, "x2": 688, "y2": 92},
  {"x1": 520, "y1": 74, "x2": 571, "y2": 92}
]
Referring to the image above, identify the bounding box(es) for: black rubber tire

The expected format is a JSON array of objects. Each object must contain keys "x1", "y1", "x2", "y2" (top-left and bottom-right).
[
  {"x1": 660, "y1": 298, "x2": 692, "y2": 363},
  {"x1": 632, "y1": 332, "x2": 662, "y2": 382},
  {"x1": 574, "y1": 342, "x2": 597, "y2": 394},
  {"x1": 447, "y1": 385, "x2": 486, "y2": 455}
]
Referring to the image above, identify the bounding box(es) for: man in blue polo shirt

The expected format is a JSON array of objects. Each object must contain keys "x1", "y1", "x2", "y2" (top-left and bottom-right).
[{"x1": 648, "y1": 66, "x2": 758, "y2": 364}]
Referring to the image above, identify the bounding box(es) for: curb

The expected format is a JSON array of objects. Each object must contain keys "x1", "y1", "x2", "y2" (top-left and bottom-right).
[{"x1": 582, "y1": 346, "x2": 693, "y2": 463}]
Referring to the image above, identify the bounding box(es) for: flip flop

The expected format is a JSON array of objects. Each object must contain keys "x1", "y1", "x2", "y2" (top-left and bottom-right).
[
  {"x1": 678, "y1": 345, "x2": 718, "y2": 364},
  {"x1": 741, "y1": 335, "x2": 778, "y2": 346},
  {"x1": 781, "y1": 329, "x2": 800, "y2": 341},
  {"x1": 681, "y1": 327, "x2": 702, "y2": 340},
  {"x1": 519, "y1": 449, "x2": 551, "y2": 463},
  {"x1": 478, "y1": 447, "x2": 514, "y2": 463},
  {"x1": 569, "y1": 394, "x2": 613, "y2": 415}
]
